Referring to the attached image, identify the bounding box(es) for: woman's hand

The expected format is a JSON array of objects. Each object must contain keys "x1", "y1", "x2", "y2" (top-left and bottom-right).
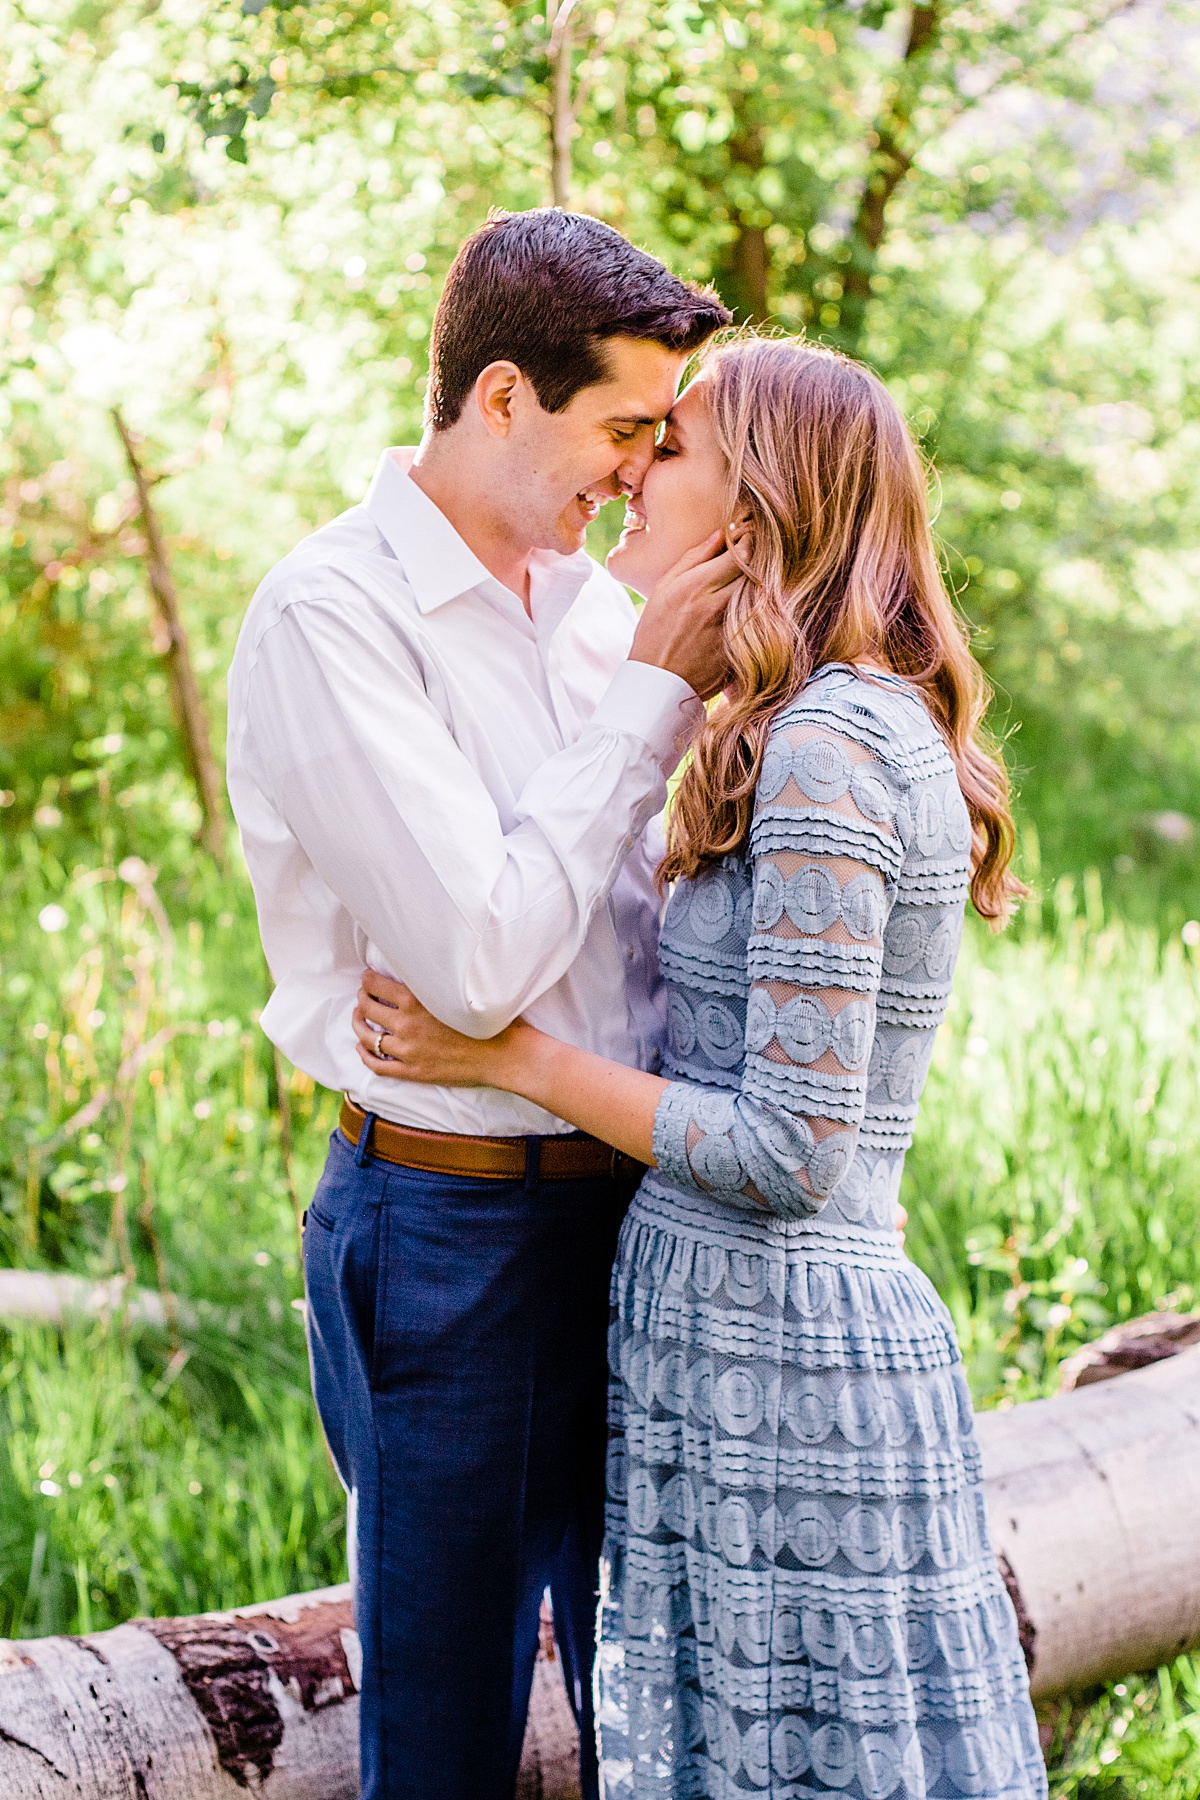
[
  {"x1": 630, "y1": 530, "x2": 740, "y2": 701},
  {"x1": 353, "y1": 968, "x2": 664, "y2": 1162},
  {"x1": 353, "y1": 969, "x2": 529, "y2": 1088}
]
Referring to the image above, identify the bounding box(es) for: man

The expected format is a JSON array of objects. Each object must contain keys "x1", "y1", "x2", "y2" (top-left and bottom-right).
[{"x1": 226, "y1": 208, "x2": 732, "y2": 1800}]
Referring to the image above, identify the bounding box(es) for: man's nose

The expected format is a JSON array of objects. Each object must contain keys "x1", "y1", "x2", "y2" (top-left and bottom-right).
[{"x1": 615, "y1": 425, "x2": 659, "y2": 490}]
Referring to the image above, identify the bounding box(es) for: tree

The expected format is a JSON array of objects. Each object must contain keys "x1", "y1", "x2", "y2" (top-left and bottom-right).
[{"x1": 3, "y1": 0, "x2": 1199, "y2": 911}]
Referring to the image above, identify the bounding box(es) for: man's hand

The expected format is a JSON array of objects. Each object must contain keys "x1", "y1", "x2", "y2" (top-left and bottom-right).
[{"x1": 630, "y1": 530, "x2": 739, "y2": 700}]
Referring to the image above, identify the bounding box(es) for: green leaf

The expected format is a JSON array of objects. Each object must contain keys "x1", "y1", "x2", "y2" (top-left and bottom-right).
[
  {"x1": 248, "y1": 78, "x2": 276, "y2": 120},
  {"x1": 204, "y1": 107, "x2": 247, "y2": 141}
]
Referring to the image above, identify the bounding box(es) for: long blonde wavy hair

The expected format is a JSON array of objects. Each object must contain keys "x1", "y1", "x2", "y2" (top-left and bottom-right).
[{"x1": 659, "y1": 335, "x2": 1024, "y2": 923}]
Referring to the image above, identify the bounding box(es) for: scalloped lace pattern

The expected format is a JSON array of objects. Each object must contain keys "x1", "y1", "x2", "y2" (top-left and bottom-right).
[{"x1": 597, "y1": 667, "x2": 1044, "y2": 1800}]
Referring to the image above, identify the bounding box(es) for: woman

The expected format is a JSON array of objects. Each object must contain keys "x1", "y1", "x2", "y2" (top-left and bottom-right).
[{"x1": 353, "y1": 336, "x2": 1045, "y2": 1800}]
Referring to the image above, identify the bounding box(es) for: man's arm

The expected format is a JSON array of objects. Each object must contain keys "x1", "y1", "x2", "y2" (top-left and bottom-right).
[{"x1": 242, "y1": 590, "x2": 701, "y2": 1038}]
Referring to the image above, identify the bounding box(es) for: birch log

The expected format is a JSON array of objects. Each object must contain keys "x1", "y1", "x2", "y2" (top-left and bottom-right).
[
  {"x1": 0, "y1": 1270, "x2": 189, "y2": 1332},
  {"x1": 0, "y1": 1585, "x2": 581, "y2": 1800},
  {"x1": 976, "y1": 1338, "x2": 1200, "y2": 1697},
  {"x1": 4, "y1": 1346, "x2": 1200, "y2": 1797}
]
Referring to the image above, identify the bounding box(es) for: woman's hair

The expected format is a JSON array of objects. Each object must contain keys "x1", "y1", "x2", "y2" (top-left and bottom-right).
[{"x1": 660, "y1": 334, "x2": 1024, "y2": 923}]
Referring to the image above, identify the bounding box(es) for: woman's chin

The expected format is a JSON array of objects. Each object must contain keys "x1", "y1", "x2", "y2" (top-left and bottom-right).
[{"x1": 606, "y1": 534, "x2": 653, "y2": 596}]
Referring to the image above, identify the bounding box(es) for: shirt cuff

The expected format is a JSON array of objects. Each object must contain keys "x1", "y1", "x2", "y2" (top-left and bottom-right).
[{"x1": 591, "y1": 660, "x2": 705, "y2": 773}]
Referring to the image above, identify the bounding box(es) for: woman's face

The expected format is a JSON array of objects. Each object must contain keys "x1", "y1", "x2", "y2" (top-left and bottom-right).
[{"x1": 607, "y1": 376, "x2": 731, "y2": 597}]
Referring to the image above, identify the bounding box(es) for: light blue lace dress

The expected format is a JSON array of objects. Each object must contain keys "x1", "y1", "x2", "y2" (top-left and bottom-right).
[{"x1": 596, "y1": 665, "x2": 1045, "y2": 1800}]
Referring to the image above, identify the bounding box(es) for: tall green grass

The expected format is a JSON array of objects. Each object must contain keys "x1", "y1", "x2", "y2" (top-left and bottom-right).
[
  {"x1": 2, "y1": 833, "x2": 1199, "y2": 1793},
  {"x1": 907, "y1": 878, "x2": 1200, "y2": 1405},
  {"x1": 0, "y1": 842, "x2": 347, "y2": 1635}
]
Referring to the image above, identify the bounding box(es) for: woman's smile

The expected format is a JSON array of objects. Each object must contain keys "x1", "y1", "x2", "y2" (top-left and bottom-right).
[{"x1": 619, "y1": 498, "x2": 648, "y2": 537}]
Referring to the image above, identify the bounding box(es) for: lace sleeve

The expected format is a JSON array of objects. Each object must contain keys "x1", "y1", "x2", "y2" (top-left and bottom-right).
[{"x1": 652, "y1": 719, "x2": 903, "y2": 1220}]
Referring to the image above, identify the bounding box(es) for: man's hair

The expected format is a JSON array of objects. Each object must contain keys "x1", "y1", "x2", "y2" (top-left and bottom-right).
[{"x1": 426, "y1": 209, "x2": 731, "y2": 430}]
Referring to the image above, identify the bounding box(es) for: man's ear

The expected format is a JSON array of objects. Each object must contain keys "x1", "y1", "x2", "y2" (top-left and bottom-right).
[{"x1": 473, "y1": 361, "x2": 523, "y2": 439}]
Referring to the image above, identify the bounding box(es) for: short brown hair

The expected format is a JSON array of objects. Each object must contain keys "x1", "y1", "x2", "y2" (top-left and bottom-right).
[{"x1": 426, "y1": 209, "x2": 730, "y2": 430}]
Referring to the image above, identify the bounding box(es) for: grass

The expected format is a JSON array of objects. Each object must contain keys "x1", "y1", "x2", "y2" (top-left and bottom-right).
[
  {"x1": 2, "y1": 823, "x2": 1200, "y2": 1795},
  {"x1": 0, "y1": 833, "x2": 348, "y2": 1635},
  {"x1": 906, "y1": 876, "x2": 1200, "y2": 1406}
]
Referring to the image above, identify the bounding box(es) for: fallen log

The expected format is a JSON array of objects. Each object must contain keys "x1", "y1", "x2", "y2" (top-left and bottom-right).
[
  {"x1": 1056, "y1": 1309, "x2": 1200, "y2": 1391},
  {"x1": 977, "y1": 1337, "x2": 1200, "y2": 1697},
  {"x1": 0, "y1": 1585, "x2": 581, "y2": 1800},
  {"x1": 0, "y1": 1269, "x2": 188, "y2": 1333},
  {"x1": 0, "y1": 1269, "x2": 299, "y2": 1343},
  {"x1": 3, "y1": 1342, "x2": 1199, "y2": 1796},
  {"x1": 0, "y1": 1585, "x2": 357, "y2": 1800}
]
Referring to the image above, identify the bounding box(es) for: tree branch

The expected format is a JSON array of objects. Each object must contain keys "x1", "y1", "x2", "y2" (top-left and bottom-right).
[{"x1": 112, "y1": 410, "x2": 226, "y2": 866}]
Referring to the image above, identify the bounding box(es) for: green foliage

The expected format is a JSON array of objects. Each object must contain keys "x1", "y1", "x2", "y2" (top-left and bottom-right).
[
  {"x1": 3, "y1": 809, "x2": 1200, "y2": 1788},
  {"x1": 3, "y1": 0, "x2": 1198, "y2": 910},
  {"x1": 0, "y1": 1323, "x2": 344, "y2": 1635}
]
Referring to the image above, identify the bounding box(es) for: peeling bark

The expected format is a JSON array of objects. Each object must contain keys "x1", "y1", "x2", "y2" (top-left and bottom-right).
[
  {"x1": 1057, "y1": 1310, "x2": 1200, "y2": 1390},
  {"x1": 140, "y1": 1598, "x2": 356, "y2": 1789},
  {"x1": 996, "y1": 1552, "x2": 1037, "y2": 1674},
  {"x1": 0, "y1": 1587, "x2": 359, "y2": 1800},
  {"x1": 0, "y1": 1586, "x2": 582, "y2": 1799}
]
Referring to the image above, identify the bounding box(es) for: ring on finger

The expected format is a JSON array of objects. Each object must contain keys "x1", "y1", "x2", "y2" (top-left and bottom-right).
[{"x1": 373, "y1": 1029, "x2": 386, "y2": 1058}]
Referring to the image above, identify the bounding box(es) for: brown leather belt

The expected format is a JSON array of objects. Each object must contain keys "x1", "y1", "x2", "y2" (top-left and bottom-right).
[{"x1": 339, "y1": 1097, "x2": 645, "y2": 1185}]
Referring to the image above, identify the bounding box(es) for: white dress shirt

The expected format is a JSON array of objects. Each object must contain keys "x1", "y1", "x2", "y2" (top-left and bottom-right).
[{"x1": 227, "y1": 448, "x2": 701, "y2": 1135}]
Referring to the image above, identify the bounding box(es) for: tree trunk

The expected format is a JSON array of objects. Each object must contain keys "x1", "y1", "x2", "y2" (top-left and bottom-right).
[
  {"x1": 719, "y1": 120, "x2": 771, "y2": 323},
  {"x1": 547, "y1": 0, "x2": 577, "y2": 208},
  {"x1": 839, "y1": 0, "x2": 939, "y2": 350},
  {"x1": 112, "y1": 409, "x2": 226, "y2": 867},
  {"x1": 728, "y1": 220, "x2": 770, "y2": 325},
  {"x1": 3, "y1": 1344, "x2": 1199, "y2": 1796}
]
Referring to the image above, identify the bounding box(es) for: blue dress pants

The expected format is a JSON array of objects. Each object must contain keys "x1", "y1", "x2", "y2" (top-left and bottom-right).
[{"x1": 302, "y1": 1123, "x2": 628, "y2": 1800}]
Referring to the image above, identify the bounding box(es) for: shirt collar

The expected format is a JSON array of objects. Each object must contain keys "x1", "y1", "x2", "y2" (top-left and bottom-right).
[
  {"x1": 363, "y1": 448, "x2": 493, "y2": 614},
  {"x1": 362, "y1": 447, "x2": 595, "y2": 623}
]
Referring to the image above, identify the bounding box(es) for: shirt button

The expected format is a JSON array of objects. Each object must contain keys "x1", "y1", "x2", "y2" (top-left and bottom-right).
[{"x1": 625, "y1": 946, "x2": 635, "y2": 961}]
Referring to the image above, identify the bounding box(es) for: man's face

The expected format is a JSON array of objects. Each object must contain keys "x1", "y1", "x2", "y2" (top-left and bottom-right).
[{"x1": 503, "y1": 337, "x2": 688, "y2": 556}]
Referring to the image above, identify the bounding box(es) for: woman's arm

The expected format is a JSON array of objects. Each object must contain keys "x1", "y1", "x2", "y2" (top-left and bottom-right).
[
  {"x1": 354, "y1": 941, "x2": 906, "y2": 1234},
  {"x1": 353, "y1": 981, "x2": 667, "y2": 1163},
  {"x1": 643, "y1": 719, "x2": 900, "y2": 1219}
]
